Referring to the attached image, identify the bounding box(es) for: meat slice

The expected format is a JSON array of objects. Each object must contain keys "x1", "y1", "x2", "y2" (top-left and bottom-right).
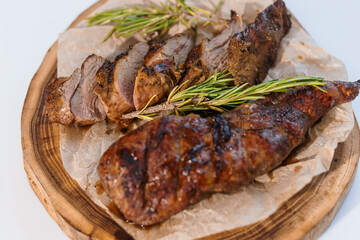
[
  {"x1": 95, "y1": 42, "x2": 149, "y2": 121},
  {"x1": 71, "y1": 54, "x2": 106, "y2": 125},
  {"x1": 133, "y1": 33, "x2": 194, "y2": 110},
  {"x1": 203, "y1": 11, "x2": 245, "y2": 73},
  {"x1": 98, "y1": 80, "x2": 360, "y2": 225},
  {"x1": 180, "y1": 11, "x2": 245, "y2": 90},
  {"x1": 227, "y1": 0, "x2": 291, "y2": 85},
  {"x1": 46, "y1": 68, "x2": 81, "y2": 125}
]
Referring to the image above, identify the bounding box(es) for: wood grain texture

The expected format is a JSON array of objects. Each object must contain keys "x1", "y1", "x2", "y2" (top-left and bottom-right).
[{"x1": 21, "y1": 1, "x2": 360, "y2": 239}]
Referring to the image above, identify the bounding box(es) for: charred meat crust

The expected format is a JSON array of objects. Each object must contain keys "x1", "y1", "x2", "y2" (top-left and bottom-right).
[
  {"x1": 179, "y1": 41, "x2": 208, "y2": 90},
  {"x1": 179, "y1": 11, "x2": 245, "y2": 90},
  {"x1": 94, "y1": 60, "x2": 122, "y2": 121},
  {"x1": 46, "y1": 68, "x2": 81, "y2": 126},
  {"x1": 98, "y1": 81, "x2": 360, "y2": 225},
  {"x1": 133, "y1": 33, "x2": 194, "y2": 110},
  {"x1": 227, "y1": 0, "x2": 292, "y2": 85},
  {"x1": 133, "y1": 60, "x2": 176, "y2": 111},
  {"x1": 95, "y1": 42, "x2": 149, "y2": 121},
  {"x1": 144, "y1": 42, "x2": 165, "y2": 66}
]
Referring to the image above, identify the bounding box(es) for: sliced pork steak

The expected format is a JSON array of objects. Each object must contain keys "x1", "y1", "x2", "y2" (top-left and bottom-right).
[
  {"x1": 95, "y1": 42, "x2": 149, "y2": 121},
  {"x1": 179, "y1": 11, "x2": 245, "y2": 90},
  {"x1": 133, "y1": 33, "x2": 194, "y2": 110},
  {"x1": 227, "y1": 0, "x2": 291, "y2": 85},
  {"x1": 71, "y1": 54, "x2": 106, "y2": 125},
  {"x1": 46, "y1": 68, "x2": 81, "y2": 126}
]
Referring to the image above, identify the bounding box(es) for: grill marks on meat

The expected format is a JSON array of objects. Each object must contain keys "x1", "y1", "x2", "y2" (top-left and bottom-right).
[
  {"x1": 98, "y1": 81, "x2": 360, "y2": 225},
  {"x1": 46, "y1": 68, "x2": 81, "y2": 126},
  {"x1": 133, "y1": 33, "x2": 194, "y2": 110},
  {"x1": 227, "y1": 0, "x2": 291, "y2": 85},
  {"x1": 95, "y1": 43, "x2": 149, "y2": 121},
  {"x1": 70, "y1": 54, "x2": 106, "y2": 125},
  {"x1": 180, "y1": 11, "x2": 245, "y2": 90},
  {"x1": 94, "y1": 60, "x2": 117, "y2": 120}
]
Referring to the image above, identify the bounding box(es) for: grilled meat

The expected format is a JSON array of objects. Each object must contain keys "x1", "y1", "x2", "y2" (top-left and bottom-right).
[
  {"x1": 227, "y1": 0, "x2": 291, "y2": 85},
  {"x1": 180, "y1": 11, "x2": 245, "y2": 90},
  {"x1": 133, "y1": 33, "x2": 194, "y2": 110},
  {"x1": 70, "y1": 54, "x2": 106, "y2": 125},
  {"x1": 46, "y1": 68, "x2": 81, "y2": 126},
  {"x1": 98, "y1": 80, "x2": 360, "y2": 226},
  {"x1": 47, "y1": 1, "x2": 290, "y2": 126},
  {"x1": 95, "y1": 42, "x2": 149, "y2": 121}
]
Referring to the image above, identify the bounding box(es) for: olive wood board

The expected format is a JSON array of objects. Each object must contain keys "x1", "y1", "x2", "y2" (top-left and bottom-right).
[{"x1": 21, "y1": 0, "x2": 360, "y2": 239}]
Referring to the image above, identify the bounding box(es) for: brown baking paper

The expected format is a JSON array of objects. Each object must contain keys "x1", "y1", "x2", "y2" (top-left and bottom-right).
[{"x1": 57, "y1": 0, "x2": 355, "y2": 239}]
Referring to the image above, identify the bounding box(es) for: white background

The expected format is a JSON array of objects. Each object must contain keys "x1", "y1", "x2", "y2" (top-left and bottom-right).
[{"x1": 0, "y1": 0, "x2": 359, "y2": 239}]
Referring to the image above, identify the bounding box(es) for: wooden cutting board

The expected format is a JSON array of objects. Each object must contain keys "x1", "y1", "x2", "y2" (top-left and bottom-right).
[{"x1": 21, "y1": 1, "x2": 360, "y2": 239}]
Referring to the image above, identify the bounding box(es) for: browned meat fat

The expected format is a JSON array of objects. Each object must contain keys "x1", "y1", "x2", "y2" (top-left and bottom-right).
[
  {"x1": 180, "y1": 11, "x2": 245, "y2": 90},
  {"x1": 227, "y1": 0, "x2": 291, "y2": 85},
  {"x1": 70, "y1": 54, "x2": 106, "y2": 125},
  {"x1": 98, "y1": 80, "x2": 360, "y2": 226},
  {"x1": 133, "y1": 33, "x2": 194, "y2": 110},
  {"x1": 95, "y1": 42, "x2": 149, "y2": 121},
  {"x1": 46, "y1": 68, "x2": 81, "y2": 125}
]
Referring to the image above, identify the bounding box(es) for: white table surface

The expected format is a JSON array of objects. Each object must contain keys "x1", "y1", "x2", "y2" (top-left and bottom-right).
[{"x1": 0, "y1": 0, "x2": 359, "y2": 239}]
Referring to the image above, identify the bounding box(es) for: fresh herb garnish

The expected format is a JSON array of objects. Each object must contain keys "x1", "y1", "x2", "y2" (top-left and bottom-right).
[
  {"x1": 88, "y1": 0, "x2": 224, "y2": 41},
  {"x1": 122, "y1": 70, "x2": 327, "y2": 121}
]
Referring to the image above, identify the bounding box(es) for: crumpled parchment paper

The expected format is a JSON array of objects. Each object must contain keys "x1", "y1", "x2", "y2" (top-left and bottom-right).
[{"x1": 57, "y1": 0, "x2": 355, "y2": 239}]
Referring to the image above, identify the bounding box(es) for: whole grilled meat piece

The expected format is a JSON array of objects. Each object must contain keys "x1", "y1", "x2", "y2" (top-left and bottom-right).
[{"x1": 98, "y1": 80, "x2": 360, "y2": 226}]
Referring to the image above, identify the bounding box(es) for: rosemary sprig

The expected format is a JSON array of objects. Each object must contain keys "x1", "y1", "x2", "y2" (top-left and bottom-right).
[
  {"x1": 88, "y1": 0, "x2": 224, "y2": 41},
  {"x1": 122, "y1": 70, "x2": 327, "y2": 121}
]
